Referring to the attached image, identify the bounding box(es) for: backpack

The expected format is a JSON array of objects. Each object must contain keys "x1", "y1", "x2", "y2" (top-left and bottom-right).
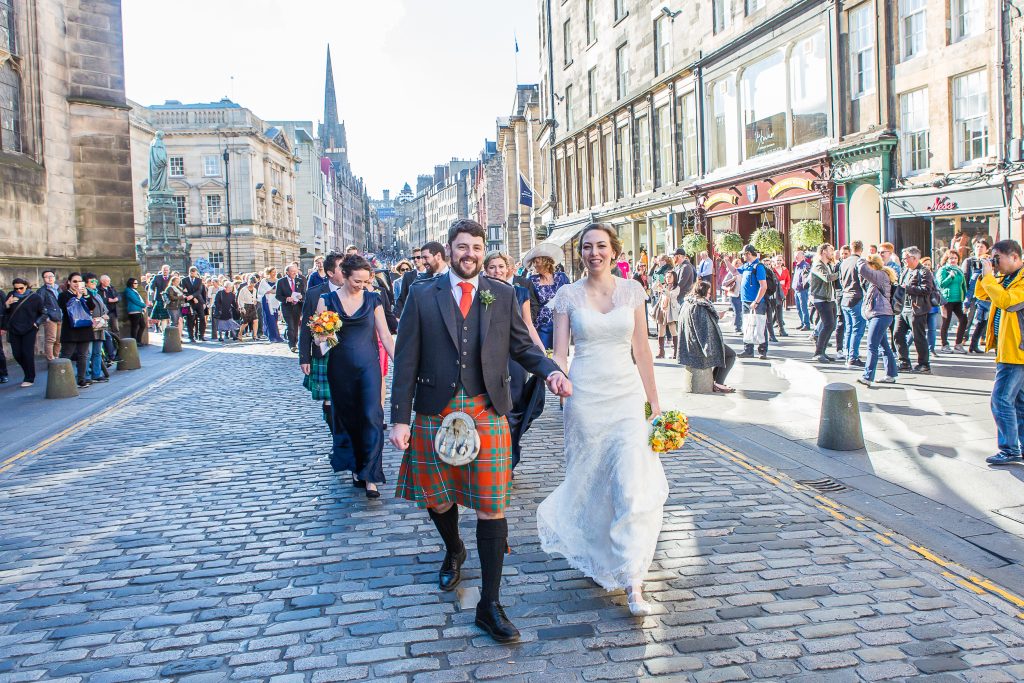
[
  {"x1": 763, "y1": 266, "x2": 779, "y2": 299},
  {"x1": 66, "y1": 296, "x2": 93, "y2": 328}
]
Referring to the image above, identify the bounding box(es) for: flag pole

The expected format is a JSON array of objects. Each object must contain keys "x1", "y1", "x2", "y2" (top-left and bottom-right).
[{"x1": 514, "y1": 32, "x2": 520, "y2": 85}]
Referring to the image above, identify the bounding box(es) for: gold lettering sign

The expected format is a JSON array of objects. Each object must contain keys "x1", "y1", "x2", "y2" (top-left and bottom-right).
[
  {"x1": 705, "y1": 192, "x2": 739, "y2": 209},
  {"x1": 768, "y1": 177, "x2": 813, "y2": 198}
]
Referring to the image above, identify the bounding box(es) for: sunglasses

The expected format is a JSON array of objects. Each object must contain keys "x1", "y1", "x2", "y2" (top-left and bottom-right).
[
  {"x1": 413, "y1": 256, "x2": 425, "y2": 260},
  {"x1": 13, "y1": 286, "x2": 26, "y2": 292},
  {"x1": 70, "y1": 279, "x2": 82, "y2": 284}
]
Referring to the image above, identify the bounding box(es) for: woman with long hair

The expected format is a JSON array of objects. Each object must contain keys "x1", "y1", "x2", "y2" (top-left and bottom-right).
[
  {"x1": 258, "y1": 266, "x2": 284, "y2": 343},
  {"x1": 679, "y1": 280, "x2": 736, "y2": 393},
  {"x1": 856, "y1": 254, "x2": 900, "y2": 386},
  {"x1": 654, "y1": 270, "x2": 681, "y2": 359},
  {"x1": 936, "y1": 249, "x2": 969, "y2": 353}
]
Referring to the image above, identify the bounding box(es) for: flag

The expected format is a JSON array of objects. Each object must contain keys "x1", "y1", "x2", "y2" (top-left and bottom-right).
[
  {"x1": 519, "y1": 173, "x2": 533, "y2": 207},
  {"x1": 514, "y1": 33, "x2": 519, "y2": 53}
]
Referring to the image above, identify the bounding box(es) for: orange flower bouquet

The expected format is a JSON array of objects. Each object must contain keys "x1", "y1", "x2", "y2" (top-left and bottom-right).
[
  {"x1": 649, "y1": 409, "x2": 689, "y2": 454},
  {"x1": 308, "y1": 310, "x2": 343, "y2": 350}
]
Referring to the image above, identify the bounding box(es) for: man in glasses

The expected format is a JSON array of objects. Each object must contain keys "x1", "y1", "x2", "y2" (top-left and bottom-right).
[{"x1": 395, "y1": 247, "x2": 426, "y2": 317}]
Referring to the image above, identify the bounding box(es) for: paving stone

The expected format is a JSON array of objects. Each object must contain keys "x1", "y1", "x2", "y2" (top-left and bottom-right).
[
  {"x1": 914, "y1": 656, "x2": 969, "y2": 674},
  {"x1": 857, "y1": 662, "x2": 920, "y2": 681}
]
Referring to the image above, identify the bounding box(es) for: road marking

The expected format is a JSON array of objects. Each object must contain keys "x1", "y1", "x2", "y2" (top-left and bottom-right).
[
  {"x1": 0, "y1": 354, "x2": 213, "y2": 475},
  {"x1": 908, "y1": 544, "x2": 949, "y2": 567},
  {"x1": 943, "y1": 572, "x2": 985, "y2": 594}
]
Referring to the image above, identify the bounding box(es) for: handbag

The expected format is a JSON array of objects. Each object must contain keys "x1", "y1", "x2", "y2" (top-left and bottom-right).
[
  {"x1": 67, "y1": 296, "x2": 93, "y2": 328},
  {"x1": 433, "y1": 411, "x2": 481, "y2": 466}
]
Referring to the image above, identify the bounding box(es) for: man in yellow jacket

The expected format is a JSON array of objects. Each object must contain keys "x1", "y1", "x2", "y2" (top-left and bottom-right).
[{"x1": 975, "y1": 240, "x2": 1024, "y2": 465}]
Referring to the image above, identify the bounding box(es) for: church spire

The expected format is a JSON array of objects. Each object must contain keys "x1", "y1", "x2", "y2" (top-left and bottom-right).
[
  {"x1": 323, "y1": 45, "x2": 338, "y2": 131},
  {"x1": 320, "y1": 44, "x2": 349, "y2": 171}
]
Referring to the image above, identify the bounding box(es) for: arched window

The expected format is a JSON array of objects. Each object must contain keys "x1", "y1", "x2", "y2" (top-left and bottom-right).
[{"x1": 0, "y1": 0, "x2": 20, "y2": 153}]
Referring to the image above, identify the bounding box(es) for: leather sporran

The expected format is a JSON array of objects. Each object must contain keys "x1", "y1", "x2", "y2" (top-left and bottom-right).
[{"x1": 433, "y1": 411, "x2": 481, "y2": 467}]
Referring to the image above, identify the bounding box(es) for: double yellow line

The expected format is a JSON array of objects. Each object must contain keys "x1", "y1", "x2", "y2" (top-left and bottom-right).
[
  {"x1": 0, "y1": 355, "x2": 213, "y2": 476},
  {"x1": 689, "y1": 430, "x2": 1024, "y2": 619}
]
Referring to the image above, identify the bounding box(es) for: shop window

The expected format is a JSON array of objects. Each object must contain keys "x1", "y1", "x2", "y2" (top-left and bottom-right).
[
  {"x1": 637, "y1": 113, "x2": 652, "y2": 191},
  {"x1": 654, "y1": 16, "x2": 671, "y2": 77},
  {"x1": 899, "y1": 0, "x2": 926, "y2": 61},
  {"x1": 656, "y1": 105, "x2": 672, "y2": 187},
  {"x1": 953, "y1": 70, "x2": 988, "y2": 167},
  {"x1": 709, "y1": 78, "x2": 738, "y2": 170},
  {"x1": 742, "y1": 51, "x2": 788, "y2": 159},
  {"x1": 849, "y1": 4, "x2": 875, "y2": 99},
  {"x1": 899, "y1": 89, "x2": 929, "y2": 174},
  {"x1": 679, "y1": 92, "x2": 698, "y2": 178},
  {"x1": 790, "y1": 30, "x2": 828, "y2": 147},
  {"x1": 951, "y1": 0, "x2": 982, "y2": 43}
]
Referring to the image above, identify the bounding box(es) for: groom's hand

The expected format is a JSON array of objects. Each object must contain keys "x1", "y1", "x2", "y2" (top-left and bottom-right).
[
  {"x1": 389, "y1": 423, "x2": 411, "y2": 451},
  {"x1": 546, "y1": 371, "x2": 573, "y2": 398}
]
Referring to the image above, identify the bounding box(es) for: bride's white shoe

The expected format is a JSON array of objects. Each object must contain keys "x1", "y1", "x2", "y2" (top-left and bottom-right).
[{"x1": 626, "y1": 585, "x2": 654, "y2": 617}]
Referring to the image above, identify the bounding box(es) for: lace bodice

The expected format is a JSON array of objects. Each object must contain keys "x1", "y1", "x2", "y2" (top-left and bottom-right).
[{"x1": 550, "y1": 279, "x2": 646, "y2": 357}]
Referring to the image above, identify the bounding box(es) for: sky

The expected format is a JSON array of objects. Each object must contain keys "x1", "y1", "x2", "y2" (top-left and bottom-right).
[{"x1": 121, "y1": 0, "x2": 540, "y2": 198}]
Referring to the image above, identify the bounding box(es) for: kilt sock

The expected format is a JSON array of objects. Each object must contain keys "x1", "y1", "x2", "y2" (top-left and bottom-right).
[
  {"x1": 322, "y1": 402, "x2": 334, "y2": 434},
  {"x1": 428, "y1": 505, "x2": 462, "y2": 554},
  {"x1": 477, "y1": 518, "x2": 508, "y2": 605}
]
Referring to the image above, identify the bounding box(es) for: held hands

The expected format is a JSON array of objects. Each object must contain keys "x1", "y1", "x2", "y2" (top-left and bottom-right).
[
  {"x1": 389, "y1": 423, "x2": 411, "y2": 451},
  {"x1": 546, "y1": 371, "x2": 573, "y2": 397}
]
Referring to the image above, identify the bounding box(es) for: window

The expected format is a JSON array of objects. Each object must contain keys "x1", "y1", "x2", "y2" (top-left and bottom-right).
[
  {"x1": 585, "y1": 0, "x2": 596, "y2": 43},
  {"x1": 205, "y1": 194, "x2": 223, "y2": 225},
  {"x1": 709, "y1": 78, "x2": 738, "y2": 170},
  {"x1": 654, "y1": 16, "x2": 671, "y2": 76},
  {"x1": 614, "y1": 0, "x2": 626, "y2": 21},
  {"x1": 637, "y1": 114, "x2": 651, "y2": 191},
  {"x1": 899, "y1": 89, "x2": 929, "y2": 174},
  {"x1": 563, "y1": 19, "x2": 571, "y2": 65},
  {"x1": 899, "y1": 0, "x2": 926, "y2": 61},
  {"x1": 208, "y1": 252, "x2": 224, "y2": 272},
  {"x1": 746, "y1": 0, "x2": 766, "y2": 14},
  {"x1": 713, "y1": 0, "x2": 730, "y2": 34},
  {"x1": 951, "y1": 0, "x2": 982, "y2": 42},
  {"x1": 587, "y1": 67, "x2": 598, "y2": 117},
  {"x1": 849, "y1": 4, "x2": 875, "y2": 98},
  {"x1": 174, "y1": 196, "x2": 187, "y2": 225},
  {"x1": 656, "y1": 105, "x2": 672, "y2": 187},
  {"x1": 566, "y1": 149, "x2": 577, "y2": 212},
  {"x1": 575, "y1": 145, "x2": 586, "y2": 210},
  {"x1": 603, "y1": 130, "x2": 614, "y2": 204},
  {"x1": 742, "y1": 51, "x2": 788, "y2": 159},
  {"x1": 203, "y1": 154, "x2": 220, "y2": 177},
  {"x1": 615, "y1": 122, "x2": 631, "y2": 198},
  {"x1": 170, "y1": 156, "x2": 185, "y2": 177},
  {"x1": 565, "y1": 85, "x2": 573, "y2": 129},
  {"x1": 616, "y1": 44, "x2": 629, "y2": 100},
  {"x1": 679, "y1": 92, "x2": 698, "y2": 178},
  {"x1": 0, "y1": 0, "x2": 20, "y2": 153},
  {"x1": 589, "y1": 138, "x2": 600, "y2": 204},
  {"x1": 790, "y1": 30, "x2": 829, "y2": 146},
  {"x1": 554, "y1": 157, "x2": 564, "y2": 215},
  {"x1": 953, "y1": 70, "x2": 988, "y2": 167}
]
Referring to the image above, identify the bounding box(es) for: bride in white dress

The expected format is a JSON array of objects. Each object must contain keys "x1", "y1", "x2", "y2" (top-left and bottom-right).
[{"x1": 537, "y1": 223, "x2": 670, "y2": 616}]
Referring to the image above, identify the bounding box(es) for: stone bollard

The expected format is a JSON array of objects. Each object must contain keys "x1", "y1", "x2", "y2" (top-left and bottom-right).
[
  {"x1": 817, "y1": 382, "x2": 865, "y2": 451},
  {"x1": 162, "y1": 327, "x2": 182, "y2": 353},
  {"x1": 45, "y1": 358, "x2": 79, "y2": 399},
  {"x1": 117, "y1": 337, "x2": 141, "y2": 370},
  {"x1": 681, "y1": 366, "x2": 715, "y2": 394}
]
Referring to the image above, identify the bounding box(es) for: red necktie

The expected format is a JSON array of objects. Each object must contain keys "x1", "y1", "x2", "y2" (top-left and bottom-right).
[{"x1": 458, "y1": 282, "x2": 474, "y2": 318}]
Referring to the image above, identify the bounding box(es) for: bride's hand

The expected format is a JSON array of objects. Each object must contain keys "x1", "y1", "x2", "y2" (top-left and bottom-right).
[{"x1": 648, "y1": 401, "x2": 662, "y2": 421}]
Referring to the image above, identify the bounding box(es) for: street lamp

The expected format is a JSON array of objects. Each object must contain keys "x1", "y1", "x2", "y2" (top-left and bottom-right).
[{"x1": 223, "y1": 147, "x2": 233, "y2": 276}]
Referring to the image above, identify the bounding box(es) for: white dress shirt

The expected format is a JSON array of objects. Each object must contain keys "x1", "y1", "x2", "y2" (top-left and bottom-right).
[{"x1": 449, "y1": 270, "x2": 479, "y2": 308}]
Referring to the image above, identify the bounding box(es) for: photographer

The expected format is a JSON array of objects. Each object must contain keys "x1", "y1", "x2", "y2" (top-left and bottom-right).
[{"x1": 975, "y1": 240, "x2": 1024, "y2": 465}]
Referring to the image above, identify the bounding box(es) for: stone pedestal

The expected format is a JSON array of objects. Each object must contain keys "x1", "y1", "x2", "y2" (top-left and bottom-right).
[
  {"x1": 817, "y1": 382, "x2": 865, "y2": 451},
  {"x1": 143, "y1": 190, "x2": 189, "y2": 273},
  {"x1": 681, "y1": 366, "x2": 715, "y2": 394}
]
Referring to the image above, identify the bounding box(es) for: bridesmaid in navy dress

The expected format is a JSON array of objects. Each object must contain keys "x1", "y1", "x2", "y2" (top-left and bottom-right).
[{"x1": 320, "y1": 255, "x2": 395, "y2": 499}]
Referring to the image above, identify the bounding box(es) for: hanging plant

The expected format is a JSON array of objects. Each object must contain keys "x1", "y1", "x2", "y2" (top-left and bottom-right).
[
  {"x1": 681, "y1": 232, "x2": 708, "y2": 257},
  {"x1": 714, "y1": 231, "x2": 745, "y2": 255},
  {"x1": 750, "y1": 226, "x2": 784, "y2": 256},
  {"x1": 791, "y1": 219, "x2": 826, "y2": 249}
]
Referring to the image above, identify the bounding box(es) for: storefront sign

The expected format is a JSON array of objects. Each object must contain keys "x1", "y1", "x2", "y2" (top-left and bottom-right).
[
  {"x1": 885, "y1": 184, "x2": 1006, "y2": 218},
  {"x1": 768, "y1": 177, "x2": 814, "y2": 198},
  {"x1": 746, "y1": 184, "x2": 758, "y2": 203},
  {"x1": 705, "y1": 192, "x2": 738, "y2": 209},
  {"x1": 927, "y1": 196, "x2": 957, "y2": 212}
]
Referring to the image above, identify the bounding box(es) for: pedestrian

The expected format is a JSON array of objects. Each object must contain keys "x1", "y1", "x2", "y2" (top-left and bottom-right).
[
  {"x1": 99, "y1": 275, "x2": 120, "y2": 339},
  {"x1": 258, "y1": 267, "x2": 283, "y2": 343},
  {"x1": 529, "y1": 255, "x2": 570, "y2": 349},
  {"x1": 299, "y1": 254, "x2": 336, "y2": 434},
  {"x1": 722, "y1": 257, "x2": 743, "y2": 333},
  {"x1": 679, "y1": 280, "x2": 736, "y2": 393},
  {"x1": 395, "y1": 248, "x2": 426, "y2": 316},
  {"x1": 181, "y1": 267, "x2": 206, "y2": 342},
  {"x1": 39, "y1": 269, "x2": 62, "y2": 361},
  {"x1": 392, "y1": 259, "x2": 413, "y2": 311},
  {"x1": 162, "y1": 275, "x2": 185, "y2": 335},
  {"x1": 2, "y1": 278, "x2": 47, "y2": 387},
  {"x1": 213, "y1": 281, "x2": 240, "y2": 342},
  {"x1": 856, "y1": 255, "x2": 899, "y2": 387},
  {"x1": 696, "y1": 251, "x2": 714, "y2": 286},
  {"x1": 736, "y1": 245, "x2": 769, "y2": 360},
  {"x1": 937, "y1": 250, "x2": 969, "y2": 354},
  {"x1": 655, "y1": 271, "x2": 681, "y2": 359},
  {"x1": 275, "y1": 263, "x2": 306, "y2": 352},
  {"x1": 307, "y1": 255, "x2": 328, "y2": 290},
  {"x1": 123, "y1": 278, "x2": 146, "y2": 344},
  {"x1": 236, "y1": 277, "x2": 260, "y2": 342},
  {"x1": 149, "y1": 264, "x2": 171, "y2": 332},
  {"x1": 792, "y1": 250, "x2": 812, "y2": 331},
  {"x1": 840, "y1": 240, "x2": 867, "y2": 368},
  {"x1": 762, "y1": 259, "x2": 784, "y2": 343},
  {"x1": 895, "y1": 247, "x2": 936, "y2": 374},
  {"x1": 672, "y1": 249, "x2": 697, "y2": 305},
  {"x1": 83, "y1": 274, "x2": 110, "y2": 383},
  {"x1": 58, "y1": 273, "x2": 97, "y2": 387},
  {"x1": 921, "y1": 257, "x2": 942, "y2": 354},
  {"x1": 0, "y1": 285, "x2": 7, "y2": 385},
  {"x1": 810, "y1": 243, "x2": 840, "y2": 363},
  {"x1": 964, "y1": 239, "x2": 991, "y2": 353},
  {"x1": 975, "y1": 240, "x2": 1024, "y2": 464}
]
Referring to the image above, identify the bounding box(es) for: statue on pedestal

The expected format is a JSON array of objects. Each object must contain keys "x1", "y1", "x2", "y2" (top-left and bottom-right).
[{"x1": 149, "y1": 131, "x2": 168, "y2": 194}]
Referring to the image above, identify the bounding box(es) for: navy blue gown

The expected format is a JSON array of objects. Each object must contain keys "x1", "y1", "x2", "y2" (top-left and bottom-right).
[
  {"x1": 324, "y1": 290, "x2": 385, "y2": 484},
  {"x1": 507, "y1": 284, "x2": 546, "y2": 469}
]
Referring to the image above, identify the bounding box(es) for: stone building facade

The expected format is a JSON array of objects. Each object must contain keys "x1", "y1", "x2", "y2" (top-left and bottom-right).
[
  {"x1": 271, "y1": 120, "x2": 329, "y2": 268},
  {"x1": 0, "y1": 0, "x2": 137, "y2": 288},
  {"x1": 128, "y1": 98, "x2": 301, "y2": 276},
  {"x1": 497, "y1": 85, "x2": 544, "y2": 261},
  {"x1": 423, "y1": 160, "x2": 473, "y2": 243},
  {"x1": 469, "y1": 141, "x2": 506, "y2": 253}
]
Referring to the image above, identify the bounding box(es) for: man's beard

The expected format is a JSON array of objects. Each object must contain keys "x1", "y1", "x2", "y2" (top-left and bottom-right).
[{"x1": 452, "y1": 256, "x2": 482, "y2": 279}]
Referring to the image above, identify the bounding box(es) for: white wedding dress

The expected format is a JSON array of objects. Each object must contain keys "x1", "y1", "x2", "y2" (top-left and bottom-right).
[{"x1": 537, "y1": 278, "x2": 669, "y2": 591}]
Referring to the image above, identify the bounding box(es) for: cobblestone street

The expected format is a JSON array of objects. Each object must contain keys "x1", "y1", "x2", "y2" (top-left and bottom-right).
[{"x1": 5, "y1": 342, "x2": 1024, "y2": 682}]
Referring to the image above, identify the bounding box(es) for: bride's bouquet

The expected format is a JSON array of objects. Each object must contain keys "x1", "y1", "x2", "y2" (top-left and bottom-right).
[
  {"x1": 648, "y1": 409, "x2": 689, "y2": 454},
  {"x1": 308, "y1": 310, "x2": 343, "y2": 351}
]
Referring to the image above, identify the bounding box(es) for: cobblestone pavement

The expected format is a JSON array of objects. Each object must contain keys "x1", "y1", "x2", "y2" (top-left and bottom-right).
[{"x1": 4, "y1": 343, "x2": 1024, "y2": 682}]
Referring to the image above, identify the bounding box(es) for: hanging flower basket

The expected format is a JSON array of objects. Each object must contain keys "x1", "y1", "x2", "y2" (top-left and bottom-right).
[
  {"x1": 714, "y1": 232, "x2": 745, "y2": 256},
  {"x1": 791, "y1": 219, "x2": 826, "y2": 249},
  {"x1": 681, "y1": 232, "x2": 708, "y2": 258},
  {"x1": 750, "y1": 227, "x2": 784, "y2": 256}
]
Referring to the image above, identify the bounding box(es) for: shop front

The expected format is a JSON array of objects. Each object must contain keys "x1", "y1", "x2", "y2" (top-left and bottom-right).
[
  {"x1": 883, "y1": 179, "x2": 1008, "y2": 265},
  {"x1": 829, "y1": 137, "x2": 897, "y2": 248}
]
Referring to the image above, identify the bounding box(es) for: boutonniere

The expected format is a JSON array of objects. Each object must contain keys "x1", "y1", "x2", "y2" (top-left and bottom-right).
[{"x1": 479, "y1": 290, "x2": 496, "y2": 308}]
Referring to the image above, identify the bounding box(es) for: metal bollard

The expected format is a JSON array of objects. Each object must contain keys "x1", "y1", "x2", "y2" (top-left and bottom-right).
[
  {"x1": 817, "y1": 382, "x2": 865, "y2": 451},
  {"x1": 162, "y1": 327, "x2": 183, "y2": 353},
  {"x1": 117, "y1": 337, "x2": 141, "y2": 370},
  {"x1": 45, "y1": 358, "x2": 80, "y2": 399}
]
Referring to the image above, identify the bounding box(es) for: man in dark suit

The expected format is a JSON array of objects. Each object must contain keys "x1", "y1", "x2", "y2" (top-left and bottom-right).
[
  {"x1": 299, "y1": 252, "x2": 341, "y2": 437},
  {"x1": 389, "y1": 219, "x2": 572, "y2": 645},
  {"x1": 181, "y1": 266, "x2": 207, "y2": 342},
  {"x1": 275, "y1": 263, "x2": 306, "y2": 352},
  {"x1": 150, "y1": 264, "x2": 172, "y2": 305}
]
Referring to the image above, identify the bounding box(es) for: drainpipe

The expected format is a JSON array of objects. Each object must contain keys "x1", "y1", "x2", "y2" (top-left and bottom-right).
[{"x1": 546, "y1": 0, "x2": 557, "y2": 211}]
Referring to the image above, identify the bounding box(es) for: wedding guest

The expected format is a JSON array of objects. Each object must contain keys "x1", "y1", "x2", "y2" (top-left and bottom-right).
[
  {"x1": 810, "y1": 243, "x2": 840, "y2": 363},
  {"x1": 275, "y1": 263, "x2": 306, "y2": 352},
  {"x1": 162, "y1": 275, "x2": 185, "y2": 335},
  {"x1": 307, "y1": 255, "x2": 328, "y2": 289},
  {"x1": 529, "y1": 255, "x2": 570, "y2": 349},
  {"x1": 696, "y1": 251, "x2": 713, "y2": 286},
  {"x1": 149, "y1": 264, "x2": 171, "y2": 332},
  {"x1": 655, "y1": 271, "x2": 681, "y2": 359},
  {"x1": 722, "y1": 257, "x2": 743, "y2": 333},
  {"x1": 679, "y1": 280, "x2": 735, "y2": 393},
  {"x1": 236, "y1": 277, "x2": 260, "y2": 341},
  {"x1": 181, "y1": 266, "x2": 206, "y2": 342},
  {"x1": 3, "y1": 279, "x2": 48, "y2": 387},
  {"x1": 213, "y1": 281, "x2": 240, "y2": 342},
  {"x1": 258, "y1": 267, "x2": 284, "y2": 343}
]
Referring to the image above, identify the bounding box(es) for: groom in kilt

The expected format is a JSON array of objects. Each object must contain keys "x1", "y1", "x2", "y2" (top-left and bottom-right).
[{"x1": 390, "y1": 220, "x2": 572, "y2": 643}]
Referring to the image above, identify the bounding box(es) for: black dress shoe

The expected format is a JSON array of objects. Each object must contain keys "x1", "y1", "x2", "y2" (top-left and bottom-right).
[
  {"x1": 365, "y1": 488, "x2": 381, "y2": 499},
  {"x1": 438, "y1": 544, "x2": 467, "y2": 592},
  {"x1": 352, "y1": 477, "x2": 367, "y2": 489},
  {"x1": 475, "y1": 601, "x2": 520, "y2": 643}
]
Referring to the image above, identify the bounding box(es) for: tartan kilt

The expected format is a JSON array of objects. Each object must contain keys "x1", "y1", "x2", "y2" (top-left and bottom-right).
[
  {"x1": 396, "y1": 391, "x2": 512, "y2": 513},
  {"x1": 302, "y1": 356, "x2": 330, "y2": 401}
]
